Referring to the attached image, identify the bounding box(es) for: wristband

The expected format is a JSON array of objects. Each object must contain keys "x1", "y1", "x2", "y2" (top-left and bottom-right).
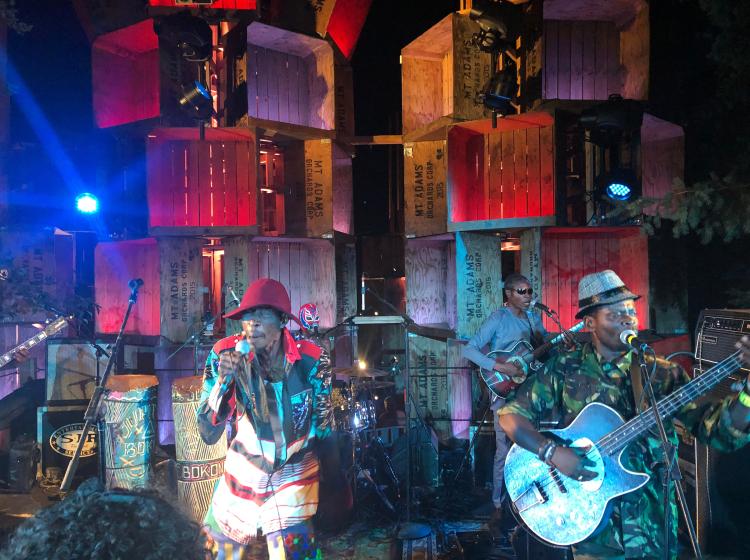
[
  {"x1": 738, "y1": 389, "x2": 750, "y2": 409},
  {"x1": 543, "y1": 443, "x2": 558, "y2": 466}
]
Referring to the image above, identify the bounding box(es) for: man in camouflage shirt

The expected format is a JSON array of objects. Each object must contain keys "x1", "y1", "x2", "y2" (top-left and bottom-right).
[{"x1": 499, "y1": 270, "x2": 750, "y2": 559}]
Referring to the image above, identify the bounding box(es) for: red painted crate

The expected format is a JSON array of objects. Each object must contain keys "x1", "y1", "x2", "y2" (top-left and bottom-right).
[
  {"x1": 543, "y1": 0, "x2": 649, "y2": 101},
  {"x1": 146, "y1": 128, "x2": 259, "y2": 235},
  {"x1": 447, "y1": 113, "x2": 556, "y2": 228},
  {"x1": 148, "y1": 0, "x2": 256, "y2": 9},
  {"x1": 540, "y1": 227, "x2": 649, "y2": 331},
  {"x1": 92, "y1": 20, "x2": 160, "y2": 128}
]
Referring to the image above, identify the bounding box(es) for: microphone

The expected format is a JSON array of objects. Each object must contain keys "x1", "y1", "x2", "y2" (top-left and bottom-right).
[
  {"x1": 235, "y1": 338, "x2": 252, "y2": 355},
  {"x1": 620, "y1": 329, "x2": 649, "y2": 353},
  {"x1": 227, "y1": 286, "x2": 241, "y2": 307},
  {"x1": 531, "y1": 300, "x2": 554, "y2": 317},
  {"x1": 128, "y1": 278, "x2": 144, "y2": 290}
]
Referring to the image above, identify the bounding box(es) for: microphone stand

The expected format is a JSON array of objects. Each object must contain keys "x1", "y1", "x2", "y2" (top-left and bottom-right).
[
  {"x1": 636, "y1": 346, "x2": 702, "y2": 560},
  {"x1": 60, "y1": 280, "x2": 143, "y2": 493},
  {"x1": 361, "y1": 285, "x2": 431, "y2": 540}
]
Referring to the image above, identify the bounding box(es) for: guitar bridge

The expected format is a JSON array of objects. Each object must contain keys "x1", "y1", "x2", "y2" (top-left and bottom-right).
[{"x1": 514, "y1": 480, "x2": 548, "y2": 514}]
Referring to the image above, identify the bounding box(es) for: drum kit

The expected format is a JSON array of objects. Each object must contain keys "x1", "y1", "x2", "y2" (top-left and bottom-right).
[{"x1": 320, "y1": 365, "x2": 403, "y2": 522}]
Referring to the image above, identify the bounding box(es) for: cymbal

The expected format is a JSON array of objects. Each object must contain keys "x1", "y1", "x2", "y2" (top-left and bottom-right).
[
  {"x1": 355, "y1": 380, "x2": 395, "y2": 390},
  {"x1": 332, "y1": 366, "x2": 390, "y2": 379}
]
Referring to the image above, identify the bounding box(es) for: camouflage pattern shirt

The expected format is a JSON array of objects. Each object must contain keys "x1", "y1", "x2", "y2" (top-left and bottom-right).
[{"x1": 499, "y1": 343, "x2": 750, "y2": 559}]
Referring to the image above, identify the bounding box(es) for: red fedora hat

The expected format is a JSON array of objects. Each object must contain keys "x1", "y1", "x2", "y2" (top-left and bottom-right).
[{"x1": 224, "y1": 278, "x2": 302, "y2": 325}]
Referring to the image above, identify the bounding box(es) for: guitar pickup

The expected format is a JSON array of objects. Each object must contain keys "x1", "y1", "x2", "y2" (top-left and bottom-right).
[{"x1": 515, "y1": 481, "x2": 548, "y2": 514}]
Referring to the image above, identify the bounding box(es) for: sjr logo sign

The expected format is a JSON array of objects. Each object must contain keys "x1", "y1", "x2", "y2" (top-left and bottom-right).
[{"x1": 49, "y1": 423, "x2": 97, "y2": 457}]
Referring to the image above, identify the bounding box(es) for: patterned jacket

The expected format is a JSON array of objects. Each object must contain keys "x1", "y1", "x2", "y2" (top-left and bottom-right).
[
  {"x1": 197, "y1": 329, "x2": 333, "y2": 542},
  {"x1": 499, "y1": 343, "x2": 750, "y2": 559}
]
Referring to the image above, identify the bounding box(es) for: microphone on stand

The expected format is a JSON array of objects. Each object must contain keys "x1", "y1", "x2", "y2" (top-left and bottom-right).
[
  {"x1": 531, "y1": 300, "x2": 555, "y2": 318},
  {"x1": 128, "y1": 278, "x2": 144, "y2": 290},
  {"x1": 620, "y1": 329, "x2": 649, "y2": 353},
  {"x1": 227, "y1": 286, "x2": 241, "y2": 308}
]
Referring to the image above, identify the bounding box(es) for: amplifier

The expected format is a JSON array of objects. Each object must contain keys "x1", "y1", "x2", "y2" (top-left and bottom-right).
[
  {"x1": 695, "y1": 309, "x2": 750, "y2": 378},
  {"x1": 37, "y1": 405, "x2": 99, "y2": 487}
]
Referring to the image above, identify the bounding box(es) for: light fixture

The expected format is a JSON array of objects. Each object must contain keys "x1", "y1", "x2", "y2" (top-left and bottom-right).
[
  {"x1": 579, "y1": 94, "x2": 643, "y2": 147},
  {"x1": 75, "y1": 193, "x2": 99, "y2": 214},
  {"x1": 597, "y1": 168, "x2": 639, "y2": 203},
  {"x1": 469, "y1": 0, "x2": 518, "y2": 53},
  {"x1": 481, "y1": 66, "x2": 517, "y2": 115},
  {"x1": 154, "y1": 13, "x2": 213, "y2": 62},
  {"x1": 178, "y1": 81, "x2": 214, "y2": 121}
]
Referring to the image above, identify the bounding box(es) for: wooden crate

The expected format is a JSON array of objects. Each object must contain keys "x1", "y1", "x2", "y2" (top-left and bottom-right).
[
  {"x1": 447, "y1": 113, "x2": 556, "y2": 229},
  {"x1": 256, "y1": 136, "x2": 353, "y2": 238},
  {"x1": 95, "y1": 238, "x2": 205, "y2": 342},
  {"x1": 92, "y1": 20, "x2": 160, "y2": 128},
  {"x1": 540, "y1": 226, "x2": 649, "y2": 331},
  {"x1": 246, "y1": 22, "x2": 347, "y2": 133},
  {"x1": 0, "y1": 228, "x2": 75, "y2": 321},
  {"x1": 405, "y1": 235, "x2": 456, "y2": 331},
  {"x1": 222, "y1": 235, "x2": 356, "y2": 333},
  {"x1": 404, "y1": 140, "x2": 448, "y2": 238},
  {"x1": 543, "y1": 0, "x2": 649, "y2": 101},
  {"x1": 146, "y1": 128, "x2": 259, "y2": 236},
  {"x1": 401, "y1": 12, "x2": 492, "y2": 138}
]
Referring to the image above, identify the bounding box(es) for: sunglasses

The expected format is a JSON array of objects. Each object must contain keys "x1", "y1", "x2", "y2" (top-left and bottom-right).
[{"x1": 512, "y1": 288, "x2": 533, "y2": 295}]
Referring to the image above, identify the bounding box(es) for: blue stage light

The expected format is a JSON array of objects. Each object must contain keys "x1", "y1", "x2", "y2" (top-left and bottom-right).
[
  {"x1": 605, "y1": 182, "x2": 632, "y2": 201},
  {"x1": 76, "y1": 193, "x2": 99, "y2": 214}
]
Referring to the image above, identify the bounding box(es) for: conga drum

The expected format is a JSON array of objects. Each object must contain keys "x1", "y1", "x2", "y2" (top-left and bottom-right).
[
  {"x1": 102, "y1": 374, "x2": 159, "y2": 490},
  {"x1": 172, "y1": 376, "x2": 227, "y2": 523}
]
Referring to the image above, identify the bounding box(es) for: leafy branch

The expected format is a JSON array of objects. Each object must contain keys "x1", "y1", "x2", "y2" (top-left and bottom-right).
[{"x1": 0, "y1": 1, "x2": 32, "y2": 34}]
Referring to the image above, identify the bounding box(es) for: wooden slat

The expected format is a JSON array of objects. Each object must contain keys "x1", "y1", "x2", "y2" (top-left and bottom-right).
[
  {"x1": 222, "y1": 142, "x2": 238, "y2": 226},
  {"x1": 247, "y1": 46, "x2": 259, "y2": 118},
  {"x1": 235, "y1": 141, "x2": 252, "y2": 226},
  {"x1": 607, "y1": 23, "x2": 621, "y2": 98},
  {"x1": 544, "y1": 20, "x2": 558, "y2": 99},
  {"x1": 541, "y1": 236, "x2": 558, "y2": 332},
  {"x1": 172, "y1": 142, "x2": 188, "y2": 226},
  {"x1": 556, "y1": 236, "x2": 572, "y2": 329},
  {"x1": 594, "y1": 22, "x2": 609, "y2": 100},
  {"x1": 514, "y1": 128, "x2": 528, "y2": 218},
  {"x1": 539, "y1": 125, "x2": 555, "y2": 216},
  {"x1": 557, "y1": 21, "x2": 571, "y2": 100},
  {"x1": 500, "y1": 130, "x2": 515, "y2": 219},
  {"x1": 197, "y1": 141, "x2": 211, "y2": 226},
  {"x1": 287, "y1": 54, "x2": 301, "y2": 126},
  {"x1": 288, "y1": 242, "x2": 302, "y2": 318},
  {"x1": 146, "y1": 139, "x2": 168, "y2": 228},
  {"x1": 581, "y1": 21, "x2": 597, "y2": 100},
  {"x1": 304, "y1": 140, "x2": 333, "y2": 236},
  {"x1": 570, "y1": 22, "x2": 584, "y2": 100},
  {"x1": 526, "y1": 127, "x2": 541, "y2": 216},
  {"x1": 487, "y1": 132, "x2": 503, "y2": 219},
  {"x1": 568, "y1": 236, "x2": 583, "y2": 329},
  {"x1": 267, "y1": 49, "x2": 281, "y2": 123},
  {"x1": 257, "y1": 47, "x2": 270, "y2": 120}
]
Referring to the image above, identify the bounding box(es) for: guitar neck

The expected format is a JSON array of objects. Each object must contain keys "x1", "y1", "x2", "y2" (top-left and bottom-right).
[
  {"x1": 602, "y1": 351, "x2": 743, "y2": 454},
  {"x1": 529, "y1": 320, "x2": 585, "y2": 361},
  {"x1": 0, "y1": 318, "x2": 68, "y2": 368}
]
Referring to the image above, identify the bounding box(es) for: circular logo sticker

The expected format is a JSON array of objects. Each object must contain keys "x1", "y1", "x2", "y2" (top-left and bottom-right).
[{"x1": 49, "y1": 423, "x2": 97, "y2": 458}]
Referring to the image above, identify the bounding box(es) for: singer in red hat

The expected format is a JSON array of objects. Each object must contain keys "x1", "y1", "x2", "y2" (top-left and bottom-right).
[{"x1": 197, "y1": 278, "x2": 333, "y2": 560}]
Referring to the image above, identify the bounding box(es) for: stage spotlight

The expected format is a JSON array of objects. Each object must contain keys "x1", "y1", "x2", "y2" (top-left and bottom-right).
[
  {"x1": 597, "y1": 168, "x2": 639, "y2": 203},
  {"x1": 579, "y1": 94, "x2": 643, "y2": 147},
  {"x1": 75, "y1": 193, "x2": 99, "y2": 214},
  {"x1": 481, "y1": 66, "x2": 517, "y2": 115},
  {"x1": 469, "y1": 0, "x2": 517, "y2": 53},
  {"x1": 154, "y1": 13, "x2": 212, "y2": 62},
  {"x1": 179, "y1": 81, "x2": 215, "y2": 121}
]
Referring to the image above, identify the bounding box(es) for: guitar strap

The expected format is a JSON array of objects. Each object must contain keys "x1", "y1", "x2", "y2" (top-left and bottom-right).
[{"x1": 630, "y1": 357, "x2": 647, "y2": 412}]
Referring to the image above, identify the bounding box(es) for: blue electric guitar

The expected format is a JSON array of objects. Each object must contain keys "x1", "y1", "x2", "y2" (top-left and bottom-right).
[{"x1": 504, "y1": 348, "x2": 744, "y2": 546}]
